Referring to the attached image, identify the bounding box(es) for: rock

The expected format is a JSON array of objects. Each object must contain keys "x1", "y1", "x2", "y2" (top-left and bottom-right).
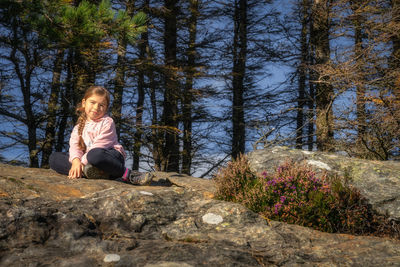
[
  {"x1": 202, "y1": 213, "x2": 223, "y2": 224},
  {"x1": 0, "y1": 162, "x2": 400, "y2": 266},
  {"x1": 104, "y1": 253, "x2": 121, "y2": 263},
  {"x1": 248, "y1": 146, "x2": 400, "y2": 221}
]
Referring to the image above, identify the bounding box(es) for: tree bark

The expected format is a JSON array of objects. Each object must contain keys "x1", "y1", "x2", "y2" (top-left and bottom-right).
[
  {"x1": 350, "y1": 0, "x2": 366, "y2": 150},
  {"x1": 136, "y1": 1, "x2": 163, "y2": 171},
  {"x1": 391, "y1": 0, "x2": 400, "y2": 99},
  {"x1": 111, "y1": 36, "x2": 127, "y2": 139},
  {"x1": 161, "y1": 0, "x2": 180, "y2": 172},
  {"x1": 311, "y1": 0, "x2": 334, "y2": 152},
  {"x1": 9, "y1": 22, "x2": 39, "y2": 167},
  {"x1": 111, "y1": 1, "x2": 135, "y2": 139},
  {"x1": 231, "y1": 0, "x2": 247, "y2": 159},
  {"x1": 296, "y1": 0, "x2": 310, "y2": 149},
  {"x1": 133, "y1": 26, "x2": 146, "y2": 171},
  {"x1": 181, "y1": 0, "x2": 199, "y2": 175},
  {"x1": 307, "y1": 1, "x2": 316, "y2": 151},
  {"x1": 41, "y1": 49, "x2": 64, "y2": 168},
  {"x1": 56, "y1": 49, "x2": 74, "y2": 152}
]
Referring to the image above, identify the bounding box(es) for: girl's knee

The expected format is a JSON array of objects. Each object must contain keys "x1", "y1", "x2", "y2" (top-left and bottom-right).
[{"x1": 87, "y1": 148, "x2": 104, "y2": 166}]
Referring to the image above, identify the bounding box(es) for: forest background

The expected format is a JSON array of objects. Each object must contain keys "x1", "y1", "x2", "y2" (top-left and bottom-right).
[{"x1": 1, "y1": 0, "x2": 400, "y2": 178}]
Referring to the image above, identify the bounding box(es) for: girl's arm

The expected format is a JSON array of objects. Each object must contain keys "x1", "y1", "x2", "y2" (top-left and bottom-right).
[
  {"x1": 69, "y1": 125, "x2": 84, "y2": 163},
  {"x1": 68, "y1": 126, "x2": 84, "y2": 178}
]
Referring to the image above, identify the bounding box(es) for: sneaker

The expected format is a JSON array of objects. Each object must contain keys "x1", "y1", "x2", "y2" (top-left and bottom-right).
[
  {"x1": 127, "y1": 170, "x2": 154, "y2": 185},
  {"x1": 83, "y1": 164, "x2": 110, "y2": 179}
]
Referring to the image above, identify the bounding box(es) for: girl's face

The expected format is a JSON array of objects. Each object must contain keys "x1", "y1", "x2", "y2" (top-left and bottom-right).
[{"x1": 82, "y1": 94, "x2": 108, "y2": 121}]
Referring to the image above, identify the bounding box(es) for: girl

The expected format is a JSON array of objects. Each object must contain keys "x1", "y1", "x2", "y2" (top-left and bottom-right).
[{"x1": 49, "y1": 85, "x2": 154, "y2": 185}]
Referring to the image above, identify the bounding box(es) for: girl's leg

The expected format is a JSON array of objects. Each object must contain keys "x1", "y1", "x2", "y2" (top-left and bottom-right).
[
  {"x1": 87, "y1": 148, "x2": 154, "y2": 185},
  {"x1": 86, "y1": 148, "x2": 125, "y2": 178},
  {"x1": 49, "y1": 152, "x2": 71, "y2": 176}
]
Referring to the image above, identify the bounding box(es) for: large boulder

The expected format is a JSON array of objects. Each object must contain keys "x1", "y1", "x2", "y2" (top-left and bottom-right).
[
  {"x1": 248, "y1": 146, "x2": 400, "y2": 221},
  {"x1": 0, "y1": 163, "x2": 400, "y2": 266}
]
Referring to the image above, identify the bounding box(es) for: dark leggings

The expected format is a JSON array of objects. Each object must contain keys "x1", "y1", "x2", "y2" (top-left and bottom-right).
[{"x1": 49, "y1": 148, "x2": 125, "y2": 178}]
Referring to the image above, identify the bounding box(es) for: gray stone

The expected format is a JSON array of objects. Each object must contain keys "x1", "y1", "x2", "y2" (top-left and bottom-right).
[
  {"x1": 104, "y1": 253, "x2": 121, "y2": 262},
  {"x1": 202, "y1": 212, "x2": 223, "y2": 224}
]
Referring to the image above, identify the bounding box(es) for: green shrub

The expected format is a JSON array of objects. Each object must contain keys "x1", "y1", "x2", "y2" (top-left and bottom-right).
[
  {"x1": 214, "y1": 156, "x2": 400, "y2": 238},
  {"x1": 258, "y1": 161, "x2": 338, "y2": 232},
  {"x1": 214, "y1": 154, "x2": 260, "y2": 204}
]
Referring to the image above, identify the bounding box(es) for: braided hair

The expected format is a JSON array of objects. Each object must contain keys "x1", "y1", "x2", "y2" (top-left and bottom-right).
[{"x1": 75, "y1": 86, "x2": 110, "y2": 152}]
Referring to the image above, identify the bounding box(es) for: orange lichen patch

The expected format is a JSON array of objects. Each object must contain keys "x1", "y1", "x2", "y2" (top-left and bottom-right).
[
  {"x1": 28, "y1": 180, "x2": 85, "y2": 200},
  {"x1": 0, "y1": 190, "x2": 9, "y2": 198},
  {"x1": 22, "y1": 190, "x2": 41, "y2": 199},
  {"x1": 50, "y1": 184, "x2": 85, "y2": 199},
  {"x1": 119, "y1": 191, "x2": 130, "y2": 196},
  {"x1": 202, "y1": 191, "x2": 215, "y2": 199},
  {"x1": 337, "y1": 233, "x2": 356, "y2": 240}
]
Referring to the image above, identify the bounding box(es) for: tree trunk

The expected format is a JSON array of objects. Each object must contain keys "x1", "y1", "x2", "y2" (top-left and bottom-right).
[
  {"x1": 148, "y1": 50, "x2": 163, "y2": 169},
  {"x1": 307, "y1": 1, "x2": 316, "y2": 151},
  {"x1": 111, "y1": 37, "x2": 127, "y2": 139},
  {"x1": 311, "y1": 0, "x2": 334, "y2": 152},
  {"x1": 10, "y1": 23, "x2": 39, "y2": 167},
  {"x1": 24, "y1": 75, "x2": 38, "y2": 168},
  {"x1": 132, "y1": 32, "x2": 146, "y2": 171},
  {"x1": 150, "y1": 69, "x2": 163, "y2": 171},
  {"x1": 135, "y1": 0, "x2": 163, "y2": 171},
  {"x1": 307, "y1": 82, "x2": 315, "y2": 151},
  {"x1": 111, "y1": 1, "x2": 134, "y2": 139},
  {"x1": 181, "y1": 0, "x2": 198, "y2": 175},
  {"x1": 391, "y1": 0, "x2": 400, "y2": 99},
  {"x1": 351, "y1": 0, "x2": 366, "y2": 151},
  {"x1": 71, "y1": 48, "x2": 86, "y2": 111},
  {"x1": 41, "y1": 49, "x2": 64, "y2": 168},
  {"x1": 56, "y1": 49, "x2": 74, "y2": 152},
  {"x1": 161, "y1": 0, "x2": 180, "y2": 172},
  {"x1": 231, "y1": 0, "x2": 247, "y2": 159},
  {"x1": 296, "y1": 0, "x2": 310, "y2": 149},
  {"x1": 71, "y1": 47, "x2": 96, "y2": 114}
]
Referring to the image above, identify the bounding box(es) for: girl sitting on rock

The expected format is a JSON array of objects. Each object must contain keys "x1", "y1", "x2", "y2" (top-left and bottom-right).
[{"x1": 49, "y1": 85, "x2": 154, "y2": 185}]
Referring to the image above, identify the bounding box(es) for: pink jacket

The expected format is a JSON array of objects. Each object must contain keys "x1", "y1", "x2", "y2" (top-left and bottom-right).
[{"x1": 69, "y1": 115, "x2": 126, "y2": 165}]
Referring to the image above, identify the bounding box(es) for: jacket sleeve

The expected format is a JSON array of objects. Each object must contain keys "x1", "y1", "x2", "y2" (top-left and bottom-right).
[
  {"x1": 80, "y1": 118, "x2": 118, "y2": 165},
  {"x1": 69, "y1": 125, "x2": 84, "y2": 163}
]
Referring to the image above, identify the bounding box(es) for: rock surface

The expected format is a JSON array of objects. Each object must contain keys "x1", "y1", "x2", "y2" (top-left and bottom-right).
[
  {"x1": 248, "y1": 146, "x2": 400, "y2": 221},
  {"x1": 1, "y1": 162, "x2": 400, "y2": 266}
]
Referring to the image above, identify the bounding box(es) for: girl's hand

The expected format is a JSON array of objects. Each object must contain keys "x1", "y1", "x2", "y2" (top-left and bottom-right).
[{"x1": 68, "y1": 158, "x2": 83, "y2": 179}]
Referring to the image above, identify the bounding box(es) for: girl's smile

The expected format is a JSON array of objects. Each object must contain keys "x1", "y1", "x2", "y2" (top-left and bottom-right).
[{"x1": 82, "y1": 94, "x2": 108, "y2": 121}]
